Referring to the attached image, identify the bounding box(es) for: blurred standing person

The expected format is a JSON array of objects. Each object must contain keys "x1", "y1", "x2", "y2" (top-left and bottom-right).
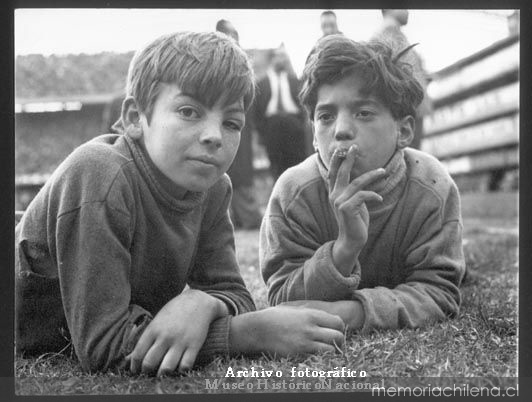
[
  {"x1": 320, "y1": 10, "x2": 343, "y2": 37},
  {"x1": 254, "y1": 46, "x2": 307, "y2": 180},
  {"x1": 372, "y1": 9, "x2": 433, "y2": 149},
  {"x1": 216, "y1": 19, "x2": 262, "y2": 229},
  {"x1": 216, "y1": 19, "x2": 239, "y2": 42}
]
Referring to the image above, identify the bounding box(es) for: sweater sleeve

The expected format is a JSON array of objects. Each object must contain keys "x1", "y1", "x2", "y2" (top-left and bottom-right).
[
  {"x1": 52, "y1": 175, "x2": 248, "y2": 372},
  {"x1": 260, "y1": 194, "x2": 361, "y2": 305},
  {"x1": 188, "y1": 177, "x2": 256, "y2": 318},
  {"x1": 54, "y1": 200, "x2": 152, "y2": 372},
  {"x1": 352, "y1": 183, "x2": 466, "y2": 332}
]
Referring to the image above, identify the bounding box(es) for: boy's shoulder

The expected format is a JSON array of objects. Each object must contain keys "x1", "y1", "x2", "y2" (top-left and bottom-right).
[
  {"x1": 47, "y1": 134, "x2": 135, "y2": 204},
  {"x1": 272, "y1": 154, "x2": 324, "y2": 204},
  {"x1": 403, "y1": 147, "x2": 458, "y2": 199},
  {"x1": 61, "y1": 134, "x2": 132, "y2": 171}
]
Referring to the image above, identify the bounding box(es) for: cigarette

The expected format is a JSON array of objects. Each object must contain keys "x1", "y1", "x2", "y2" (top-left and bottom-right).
[{"x1": 337, "y1": 148, "x2": 348, "y2": 159}]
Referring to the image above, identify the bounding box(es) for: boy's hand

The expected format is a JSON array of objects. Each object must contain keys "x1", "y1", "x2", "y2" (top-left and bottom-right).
[
  {"x1": 127, "y1": 289, "x2": 228, "y2": 376},
  {"x1": 281, "y1": 300, "x2": 365, "y2": 331},
  {"x1": 229, "y1": 306, "x2": 345, "y2": 356},
  {"x1": 328, "y1": 145, "x2": 386, "y2": 275}
]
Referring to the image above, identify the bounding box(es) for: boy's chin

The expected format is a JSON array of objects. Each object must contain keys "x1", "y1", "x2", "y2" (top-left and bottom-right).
[{"x1": 181, "y1": 176, "x2": 221, "y2": 193}]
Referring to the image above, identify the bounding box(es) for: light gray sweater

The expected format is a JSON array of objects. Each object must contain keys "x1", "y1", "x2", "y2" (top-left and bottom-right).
[{"x1": 260, "y1": 148, "x2": 465, "y2": 332}]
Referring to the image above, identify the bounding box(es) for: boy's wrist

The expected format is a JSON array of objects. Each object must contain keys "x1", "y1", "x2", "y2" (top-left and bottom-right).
[
  {"x1": 332, "y1": 239, "x2": 361, "y2": 276},
  {"x1": 345, "y1": 300, "x2": 365, "y2": 330},
  {"x1": 184, "y1": 289, "x2": 229, "y2": 321},
  {"x1": 228, "y1": 313, "x2": 258, "y2": 354},
  {"x1": 212, "y1": 296, "x2": 230, "y2": 319}
]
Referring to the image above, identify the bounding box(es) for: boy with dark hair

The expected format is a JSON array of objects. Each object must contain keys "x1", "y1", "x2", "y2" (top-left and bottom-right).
[
  {"x1": 16, "y1": 31, "x2": 345, "y2": 376},
  {"x1": 260, "y1": 35, "x2": 465, "y2": 332}
]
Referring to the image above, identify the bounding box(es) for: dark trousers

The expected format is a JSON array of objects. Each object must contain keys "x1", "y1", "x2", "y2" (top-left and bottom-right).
[{"x1": 262, "y1": 113, "x2": 307, "y2": 180}]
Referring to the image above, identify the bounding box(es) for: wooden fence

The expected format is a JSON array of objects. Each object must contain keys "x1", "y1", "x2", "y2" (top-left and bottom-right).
[{"x1": 421, "y1": 34, "x2": 519, "y2": 193}]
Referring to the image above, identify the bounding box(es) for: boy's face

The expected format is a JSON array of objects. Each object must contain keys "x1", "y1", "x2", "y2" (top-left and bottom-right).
[
  {"x1": 139, "y1": 83, "x2": 245, "y2": 193},
  {"x1": 313, "y1": 72, "x2": 411, "y2": 179}
]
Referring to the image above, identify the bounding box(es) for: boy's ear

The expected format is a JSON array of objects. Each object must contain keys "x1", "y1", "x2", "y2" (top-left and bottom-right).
[
  {"x1": 121, "y1": 96, "x2": 143, "y2": 140},
  {"x1": 396, "y1": 115, "x2": 415, "y2": 149},
  {"x1": 311, "y1": 122, "x2": 318, "y2": 151}
]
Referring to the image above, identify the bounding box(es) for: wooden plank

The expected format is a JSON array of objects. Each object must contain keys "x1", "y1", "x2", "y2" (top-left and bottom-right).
[
  {"x1": 424, "y1": 82, "x2": 519, "y2": 135},
  {"x1": 421, "y1": 114, "x2": 518, "y2": 159},
  {"x1": 440, "y1": 147, "x2": 518, "y2": 175}
]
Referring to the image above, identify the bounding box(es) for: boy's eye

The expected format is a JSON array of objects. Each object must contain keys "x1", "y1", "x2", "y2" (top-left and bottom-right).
[
  {"x1": 317, "y1": 112, "x2": 335, "y2": 123},
  {"x1": 177, "y1": 106, "x2": 201, "y2": 119},
  {"x1": 224, "y1": 120, "x2": 243, "y2": 132},
  {"x1": 357, "y1": 110, "x2": 375, "y2": 119}
]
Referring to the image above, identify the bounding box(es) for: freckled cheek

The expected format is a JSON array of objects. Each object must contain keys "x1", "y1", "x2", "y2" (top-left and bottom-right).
[
  {"x1": 221, "y1": 139, "x2": 240, "y2": 170},
  {"x1": 314, "y1": 126, "x2": 333, "y2": 151}
]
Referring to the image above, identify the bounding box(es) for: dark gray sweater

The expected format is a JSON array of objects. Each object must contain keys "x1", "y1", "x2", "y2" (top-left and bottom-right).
[{"x1": 16, "y1": 133, "x2": 255, "y2": 372}]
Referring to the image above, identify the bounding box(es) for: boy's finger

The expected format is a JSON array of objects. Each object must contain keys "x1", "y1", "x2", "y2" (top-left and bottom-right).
[
  {"x1": 141, "y1": 342, "x2": 167, "y2": 375},
  {"x1": 313, "y1": 327, "x2": 345, "y2": 347},
  {"x1": 311, "y1": 309, "x2": 345, "y2": 332},
  {"x1": 342, "y1": 191, "x2": 383, "y2": 210},
  {"x1": 310, "y1": 342, "x2": 336, "y2": 354},
  {"x1": 339, "y1": 168, "x2": 386, "y2": 201},
  {"x1": 334, "y1": 145, "x2": 358, "y2": 191},
  {"x1": 157, "y1": 347, "x2": 183, "y2": 377},
  {"x1": 129, "y1": 332, "x2": 155, "y2": 374},
  {"x1": 178, "y1": 346, "x2": 200, "y2": 373}
]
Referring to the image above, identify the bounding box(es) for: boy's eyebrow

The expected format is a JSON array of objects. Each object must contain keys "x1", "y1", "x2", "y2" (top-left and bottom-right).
[
  {"x1": 172, "y1": 91, "x2": 197, "y2": 101},
  {"x1": 172, "y1": 92, "x2": 244, "y2": 114},
  {"x1": 224, "y1": 105, "x2": 245, "y2": 114},
  {"x1": 315, "y1": 98, "x2": 382, "y2": 110}
]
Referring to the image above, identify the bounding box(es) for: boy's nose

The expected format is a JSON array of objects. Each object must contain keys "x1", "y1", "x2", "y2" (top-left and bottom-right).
[
  {"x1": 334, "y1": 113, "x2": 356, "y2": 142},
  {"x1": 199, "y1": 125, "x2": 222, "y2": 149}
]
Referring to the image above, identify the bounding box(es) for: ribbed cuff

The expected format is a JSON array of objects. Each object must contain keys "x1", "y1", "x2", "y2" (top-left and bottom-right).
[
  {"x1": 309, "y1": 241, "x2": 361, "y2": 300},
  {"x1": 204, "y1": 291, "x2": 239, "y2": 315},
  {"x1": 351, "y1": 290, "x2": 372, "y2": 334},
  {"x1": 195, "y1": 315, "x2": 232, "y2": 364}
]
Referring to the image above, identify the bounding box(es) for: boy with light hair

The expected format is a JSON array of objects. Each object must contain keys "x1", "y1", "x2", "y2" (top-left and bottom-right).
[{"x1": 16, "y1": 31, "x2": 345, "y2": 376}]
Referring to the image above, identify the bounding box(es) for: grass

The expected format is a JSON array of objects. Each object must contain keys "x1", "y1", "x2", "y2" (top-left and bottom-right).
[{"x1": 15, "y1": 216, "x2": 518, "y2": 395}]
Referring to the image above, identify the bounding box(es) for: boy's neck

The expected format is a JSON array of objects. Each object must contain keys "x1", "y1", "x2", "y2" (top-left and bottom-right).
[{"x1": 129, "y1": 134, "x2": 193, "y2": 202}]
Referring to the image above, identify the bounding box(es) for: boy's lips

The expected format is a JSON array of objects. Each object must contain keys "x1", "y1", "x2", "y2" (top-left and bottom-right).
[{"x1": 188, "y1": 155, "x2": 220, "y2": 167}]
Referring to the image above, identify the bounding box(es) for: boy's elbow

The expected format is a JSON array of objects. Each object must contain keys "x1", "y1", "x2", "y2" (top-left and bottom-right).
[
  {"x1": 432, "y1": 283, "x2": 461, "y2": 321},
  {"x1": 267, "y1": 283, "x2": 286, "y2": 306},
  {"x1": 76, "y1": 339, "x2": 124, "y2": 373},
  {"x1": 77, "y1": 350, "x2": 107, "y2": 373}
]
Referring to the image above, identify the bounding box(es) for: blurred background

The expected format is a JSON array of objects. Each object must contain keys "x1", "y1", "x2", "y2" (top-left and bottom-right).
[{"x1": 15, "y1": 9, "x2": 519, "y2": 227}]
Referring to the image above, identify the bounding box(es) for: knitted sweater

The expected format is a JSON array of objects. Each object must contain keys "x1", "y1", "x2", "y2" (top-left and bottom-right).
[
  {"x1": 260, "y1": 148, "x2": 465, "y2": 332},
  {"x1": 15, "y1": 133, "x2": 255, "y2": 372}
]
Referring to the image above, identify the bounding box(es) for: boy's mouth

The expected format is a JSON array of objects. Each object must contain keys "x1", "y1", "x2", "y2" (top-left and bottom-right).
[
  {"x1": 330, "y1": 146, "x2": 362, "y2": 162},
  {"x1": 189, "y1": 155, "x2": 220, "y2": 167}
]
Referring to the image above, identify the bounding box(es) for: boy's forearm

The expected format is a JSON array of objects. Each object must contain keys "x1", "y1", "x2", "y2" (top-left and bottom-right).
[
  {"x1": 333, "y1": 300, "x2": 365, "y2": 331},
  {"x1": 282, "y1": 300, "x2": 365, "y2": 331}
]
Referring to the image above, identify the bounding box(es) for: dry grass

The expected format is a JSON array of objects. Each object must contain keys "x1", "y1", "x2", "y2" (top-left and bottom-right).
[{"x1": 15, "y1": 217, "x2": 518, "y2": 394}]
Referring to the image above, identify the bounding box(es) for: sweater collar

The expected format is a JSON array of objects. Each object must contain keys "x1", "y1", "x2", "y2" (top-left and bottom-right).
[
  {"x1": 124, "y1": 133, "x2": 206, "y2": 213},
  {"x1": 316, "y1": 148, "x2": 406, "y2": 204}
]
